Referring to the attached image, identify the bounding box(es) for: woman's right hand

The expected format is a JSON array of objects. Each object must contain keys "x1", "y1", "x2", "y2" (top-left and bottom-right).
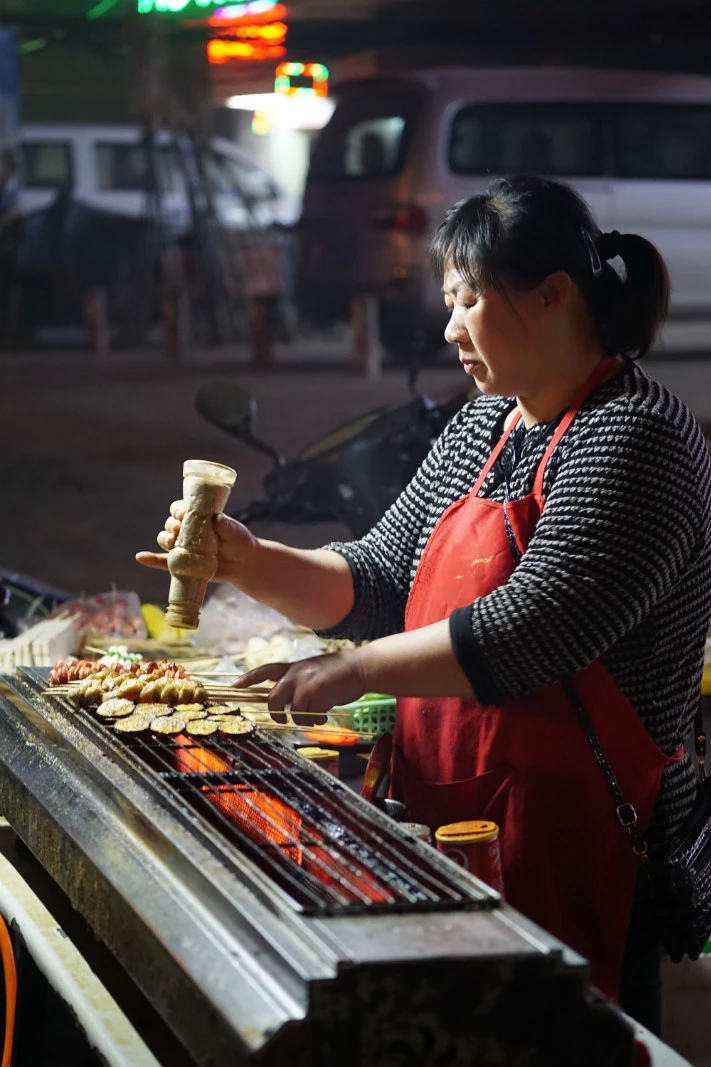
[{"x1": 136, "y1": 500, "x2": 259, "y2": 586}]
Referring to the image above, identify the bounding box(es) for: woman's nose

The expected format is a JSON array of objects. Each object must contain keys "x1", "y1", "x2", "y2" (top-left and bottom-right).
[{"x1": 444, "y1": 307, "x2": 467, "y2": 346}]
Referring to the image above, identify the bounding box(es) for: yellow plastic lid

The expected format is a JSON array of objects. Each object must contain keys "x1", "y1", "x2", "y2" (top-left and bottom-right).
[
  {"x1": 296, "y1": 747, "x2": 339, "y2": 761},
  {"x1": 434, "y1": 820, "x2": 499, "y2": 844}
]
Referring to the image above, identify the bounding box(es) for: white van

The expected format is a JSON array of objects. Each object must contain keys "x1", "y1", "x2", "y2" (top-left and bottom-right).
[
  {"x1": 300, "y1": 67, "x2": 711, "y2": 355},
  {"x1": 19, "y1": 123, "x2": 288, "y2": 235}
]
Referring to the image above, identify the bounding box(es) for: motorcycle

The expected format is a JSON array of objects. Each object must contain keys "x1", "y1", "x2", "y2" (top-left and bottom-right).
[
  {"x1": 0, "y1": 569, "x2": 69, "y2": 638},
  {"x1": 195, "y1": 369, "x2": 469, "y2": 538}
]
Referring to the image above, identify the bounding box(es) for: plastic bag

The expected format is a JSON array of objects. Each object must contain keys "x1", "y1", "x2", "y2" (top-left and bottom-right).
[
  {"x1": 195, "y1": 585, "x2": 297, "y2": 656},
  {"x1": 241, "y1": 632, "x2": 327, "y2": 671},
  {"x1": 51, "y1": 591, "x2": 147, "y2": 639}
]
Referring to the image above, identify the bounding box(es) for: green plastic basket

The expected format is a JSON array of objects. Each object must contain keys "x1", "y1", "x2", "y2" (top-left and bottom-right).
[{"x1": 330, "y1": 693, "x2": 397, "y2": 738}]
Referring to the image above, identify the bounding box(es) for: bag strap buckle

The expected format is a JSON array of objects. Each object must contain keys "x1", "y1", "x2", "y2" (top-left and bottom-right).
[{"x1": 616, "y1": 802, "x2": 638, "y2": 828}]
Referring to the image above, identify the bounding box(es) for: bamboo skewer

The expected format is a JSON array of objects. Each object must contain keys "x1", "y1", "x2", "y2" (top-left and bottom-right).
[
  {"x1": 41, "y1": 691, "x2": 372, "y2": 735},
  {"x1": 203, "y1": 687, "x2": 269, "y2": 695},
  {"x1": 43, "y1": 685, "x2": 367, "y2": 724},
  {"x1": 189, "y1": 672, "x2": 266, "y2": 681},
  {"x1": 45, "y1": 681, "x2": 266, "y2": 696},
  {"x1": 77, "y1": 647, "x2": 227, "y2": 670},
  {"x1": 43, "y1": 686, "x2": 269, "y2": 705}
]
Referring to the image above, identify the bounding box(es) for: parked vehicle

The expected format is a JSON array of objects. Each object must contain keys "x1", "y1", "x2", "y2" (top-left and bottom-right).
[
  {"x1": 12, "y1": 124, "x2": 294, "y2": 345},
  {"x1": 195, "y1": 375, "x2": 468, "y2": 538},
  {"x1": 299, "y1": 67, "x2": 711, "y2": 357},
  {"x1": 19, "y1": 123, "x2": 289, "y2": 235}
]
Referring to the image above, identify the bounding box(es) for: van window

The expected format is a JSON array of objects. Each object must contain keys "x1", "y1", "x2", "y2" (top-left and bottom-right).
[
  {"x1": 613, "y1": 105, "x2": 711, "y2": 180},
  {"x1": 309, "y1": 79, "x2": 421, "y2": 181},
  {"x1": 449, "y1": 104, "x2": 603, "y2": 177},
  {"x1": 21, "y1": 142, "x2": 72, "y2": 188},
  {"x1": 95, "y1": 142, "x2": 183, "y2": 193}
]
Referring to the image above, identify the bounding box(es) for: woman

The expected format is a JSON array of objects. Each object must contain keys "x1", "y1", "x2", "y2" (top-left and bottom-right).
[{"x1": 138, "y1": 176, "x2": 711, "y2": 1029}]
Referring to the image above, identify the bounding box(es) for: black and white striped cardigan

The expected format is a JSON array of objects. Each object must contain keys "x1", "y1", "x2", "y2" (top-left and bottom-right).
[{"x1": 320, "y1": 359, "x2": 711, "y2": 845}]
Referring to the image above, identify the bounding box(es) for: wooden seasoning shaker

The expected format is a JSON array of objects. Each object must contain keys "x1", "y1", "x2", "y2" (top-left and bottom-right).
[{"x1": 165, "y1": 459, "x2": 237, "y2": 631}]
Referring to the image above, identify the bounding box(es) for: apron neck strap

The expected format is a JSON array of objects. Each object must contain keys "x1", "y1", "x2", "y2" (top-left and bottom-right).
[
  {"x1": 532, "y1": 355, "x2": 616, "y2": 497},
  {"x1": 471, "y1": 355, "x2": 616, "y2": 499},
  {"x1": 471, "y1": 408, "x2": 523, "y2": 496}
]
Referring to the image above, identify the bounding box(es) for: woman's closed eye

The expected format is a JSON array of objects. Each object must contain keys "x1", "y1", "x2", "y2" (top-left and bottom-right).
[{"x1": 445, "y1": 295, "x2": 478, "y2": 311}]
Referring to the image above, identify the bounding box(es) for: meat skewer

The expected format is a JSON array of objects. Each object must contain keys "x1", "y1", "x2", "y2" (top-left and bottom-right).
[
  {"x1": 49, "y1": 659, "x2": 188, "y2": 687},
  {"x1": 70, "y1": 674, "x2": 208, "y2": 707}
]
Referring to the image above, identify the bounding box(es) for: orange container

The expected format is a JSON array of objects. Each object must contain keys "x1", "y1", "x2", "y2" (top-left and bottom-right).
[{"x1": 435, "y1": 820, "x2": 504, "y2": 894}]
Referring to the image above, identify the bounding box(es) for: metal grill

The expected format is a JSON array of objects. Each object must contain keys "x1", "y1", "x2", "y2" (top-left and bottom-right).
[
  {"x1": 121, "y1": 728, "x2": 474, "y2": 914},
  {"x1": 10, "y1": 669, "x2": 494, "y2": 917}
]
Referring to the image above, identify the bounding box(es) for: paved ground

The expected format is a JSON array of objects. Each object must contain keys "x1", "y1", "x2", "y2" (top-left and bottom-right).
[
  {"x1": 2, "y1": 332, "x2": 710, "y2": 605},
  {"x1": 0, "y1": 340, "x2": 464, "y2": 601}
]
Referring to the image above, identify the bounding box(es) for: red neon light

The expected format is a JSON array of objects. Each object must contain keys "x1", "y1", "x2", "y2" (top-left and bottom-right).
[
  {"x1": 208, "y1": 39, "x2": 286, "y2": 62},
  {"x1": 213, "y1": 20, "x2": 286, "y2": 41}
]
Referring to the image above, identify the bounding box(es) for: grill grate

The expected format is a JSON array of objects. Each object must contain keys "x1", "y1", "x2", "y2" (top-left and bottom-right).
[
  {"x1": 8, "y1": 670, "x2": 496, "y2": 917},
  {"x1": 123, "y1": 728, "x2": 477, "y2": 913}
]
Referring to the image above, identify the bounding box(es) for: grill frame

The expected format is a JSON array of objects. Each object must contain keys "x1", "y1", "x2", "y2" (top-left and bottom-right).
[
  {"x1": 0, "y1": 670, "x2": 328, "y2": 1066},
  {"x1": 0, "y1": 668, "x2": 639, "y2": 1067},
  {"x1": 14, "y1": 667, "x2": 495, "y2": 918}
]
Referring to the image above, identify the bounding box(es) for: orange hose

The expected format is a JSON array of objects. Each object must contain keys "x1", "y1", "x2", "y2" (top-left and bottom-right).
[{"x1": 0, "y1": 914, "x2": 16, "y2": 1067}]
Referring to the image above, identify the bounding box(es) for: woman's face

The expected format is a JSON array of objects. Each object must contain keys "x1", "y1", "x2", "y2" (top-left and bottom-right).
[{"x1": 442, "y1": 263, "x2": 551, "y2": 398}]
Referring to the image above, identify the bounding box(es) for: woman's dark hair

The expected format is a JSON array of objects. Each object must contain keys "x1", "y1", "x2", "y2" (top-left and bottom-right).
[{"x1": 430, "y1": 175, "x2": 670, "y2": 359}]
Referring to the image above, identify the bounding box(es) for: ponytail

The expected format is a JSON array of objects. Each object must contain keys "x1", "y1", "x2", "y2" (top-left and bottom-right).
[{"x1": 595, "y1": 230, "x2": 670, "y2": 359}]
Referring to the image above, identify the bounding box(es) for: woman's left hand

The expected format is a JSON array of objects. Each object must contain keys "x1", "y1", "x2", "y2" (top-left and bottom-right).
[{"x1": 235, "y1": 651, "x2": 367, "y2": 726}]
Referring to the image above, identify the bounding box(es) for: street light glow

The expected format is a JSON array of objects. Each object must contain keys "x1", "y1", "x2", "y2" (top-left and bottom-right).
[{"x1": 225, "y1": 92, "x2": 335, "y2": 130}]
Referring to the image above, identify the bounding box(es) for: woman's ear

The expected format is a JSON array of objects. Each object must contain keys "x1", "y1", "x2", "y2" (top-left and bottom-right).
[{"x1": 539, "y1": 271, "x2": 572, "y2": 314}]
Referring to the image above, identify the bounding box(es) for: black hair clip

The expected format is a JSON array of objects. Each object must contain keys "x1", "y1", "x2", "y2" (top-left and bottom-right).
[
  {"x1": 581, "y1": 229, "x2": 603, "y2": 278},
  {"x1": 598, "y1": 230, "x2": 622, "y2": 261}
]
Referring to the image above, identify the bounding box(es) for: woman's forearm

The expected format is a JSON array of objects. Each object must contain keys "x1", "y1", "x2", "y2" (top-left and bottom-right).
[
  {"x1": 357, "y1": 618, "x2": 475, "y2": 698},
  {"x1": 232, "y1": 539, "x2": 355, "y2": 631},
  {"x1": 236, "y1": 617, "x2": 476, "y2": 716}
]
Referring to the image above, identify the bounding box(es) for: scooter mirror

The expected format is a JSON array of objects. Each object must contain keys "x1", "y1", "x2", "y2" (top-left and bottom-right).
[
  {"x1": 195, "y1": 382, "x2": 285, "y2": 469},
  {"x1": 195, "y1": 382, "x2": 255, "y2": 437}
]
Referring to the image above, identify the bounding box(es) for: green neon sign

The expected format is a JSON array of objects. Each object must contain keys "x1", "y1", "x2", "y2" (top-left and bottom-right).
[{"x1": 137, "y1": 0, "x2": 217, "y2": 13}]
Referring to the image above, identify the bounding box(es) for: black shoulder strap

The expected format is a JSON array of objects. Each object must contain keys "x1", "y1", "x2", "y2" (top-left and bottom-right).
[{"x1": 561, "y1": 676, "x2": 707, "y2": 858}]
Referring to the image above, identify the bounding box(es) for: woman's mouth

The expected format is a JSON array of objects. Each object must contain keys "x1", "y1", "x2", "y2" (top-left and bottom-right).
[{"x1": 460, "y1": 358, "x2": 484, "y2": 376}]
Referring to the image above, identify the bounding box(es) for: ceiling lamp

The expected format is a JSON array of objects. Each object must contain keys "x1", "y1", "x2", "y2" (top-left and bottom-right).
[{"x1": 226, "y1": 91, "x2": 335, "y2": 131}]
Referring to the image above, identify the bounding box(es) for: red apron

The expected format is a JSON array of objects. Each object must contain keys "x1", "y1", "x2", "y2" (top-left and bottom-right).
[{"x1": 393, "y1": 358, "x2": 682, "y2": 999}]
